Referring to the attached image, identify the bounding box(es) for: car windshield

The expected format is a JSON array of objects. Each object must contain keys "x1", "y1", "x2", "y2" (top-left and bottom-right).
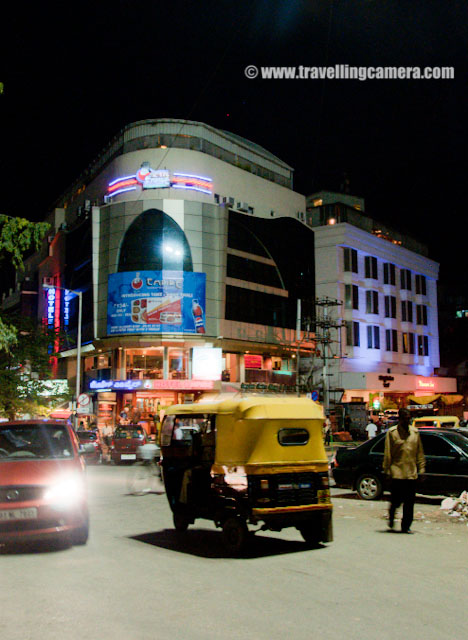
[
  {"x1": 0, "y1": 423, "x2": 73, "y2": 460},
  {"x1": 443, "y1": 432, "x2": 468, "y2": 455},
  {"x1": 78, "y1": 431, "x2": 98, "y2": 441},
  {"x1": 115, "y1": 428, "x2": 144, "y2": 439}
]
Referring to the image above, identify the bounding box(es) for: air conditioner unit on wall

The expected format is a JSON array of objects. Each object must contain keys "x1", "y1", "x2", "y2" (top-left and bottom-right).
[{"x1": 238, "y1": 202, "x2": 249, "y2": 212}]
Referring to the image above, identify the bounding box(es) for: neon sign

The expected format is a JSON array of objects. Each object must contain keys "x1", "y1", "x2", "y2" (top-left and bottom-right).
[
  {"x1": 89, "y1": 379, "x2": 215, "y2": 391},
  {"x1": 106, "y1": 164, "x2": 213, "y2": 200},
  {"x1": 417, "y1": 379, "x2": 435, "y2": 389}
]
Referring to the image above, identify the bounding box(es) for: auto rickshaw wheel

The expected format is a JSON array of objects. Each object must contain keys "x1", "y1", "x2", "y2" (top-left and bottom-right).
[
  {"x1": 298, "y1": 525, "x2": 321, "y2": 547},
  {"x1": 222, "y1": 517, "x2": 248, "y2": 555},
  {"x1": 173, "y1": 511, "x2": 190, "y2": 533}
]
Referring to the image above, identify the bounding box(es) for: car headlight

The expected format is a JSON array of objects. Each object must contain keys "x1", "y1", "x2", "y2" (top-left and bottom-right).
[{"x1": 43, "y1": 476, "x2": 86, "y2": 509}]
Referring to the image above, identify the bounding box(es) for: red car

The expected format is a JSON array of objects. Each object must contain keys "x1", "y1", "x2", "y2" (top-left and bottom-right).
[
  {"x1": 110, "y1": 424, "x2": 146, "y2": 464},
  {"x1": 0, "y1": 420, "x2": 89, "y2": 546},
  {"x1": 76, "y1": 429, "x2": 103, "y2": 464}
]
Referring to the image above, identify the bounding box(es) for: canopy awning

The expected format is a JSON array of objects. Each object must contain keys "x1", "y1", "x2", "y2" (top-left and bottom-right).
[
  {"x1": 440, "y1": 394, "x2": 464, "y2": 405},
  {"x1": 407, "y1": 394, "x2": 441, "y2": 404},
  {"x1": 49, "y1": 409, "x2": 72, "y2": 419}
]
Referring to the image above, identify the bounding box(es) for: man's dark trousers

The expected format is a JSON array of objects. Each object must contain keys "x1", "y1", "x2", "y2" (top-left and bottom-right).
[{"x1": 389, "y1": 479, "x2": 416, "y2": 531}]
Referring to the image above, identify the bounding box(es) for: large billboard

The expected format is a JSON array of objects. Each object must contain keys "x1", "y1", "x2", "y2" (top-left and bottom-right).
[{"x1": 107, "y1": 271, "x2": 206, "y2": 335}]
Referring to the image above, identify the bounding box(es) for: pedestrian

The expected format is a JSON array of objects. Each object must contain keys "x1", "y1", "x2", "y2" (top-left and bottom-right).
[
  {"x1": 383, "y1": 407, "x2": 425, "y2": 534},
  {"x1": 365, "y1": 420, "x2": 378, "y2": 439},
  {"x1": 323, "y1": 415, "x2": 331, "y2": 445},
  {"x1": 343, "y1": 415, "x2": 352, "y2": 432}
]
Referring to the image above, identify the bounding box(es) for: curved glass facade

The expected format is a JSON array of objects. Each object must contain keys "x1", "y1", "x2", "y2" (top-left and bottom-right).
[{"x1": 118, "y1": 209, "x2": 193, "y2": 272}]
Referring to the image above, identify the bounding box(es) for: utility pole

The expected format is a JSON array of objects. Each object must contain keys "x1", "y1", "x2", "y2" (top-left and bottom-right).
[{"x1": 308, "y1": 297, "x2": 344, "y2": 415}]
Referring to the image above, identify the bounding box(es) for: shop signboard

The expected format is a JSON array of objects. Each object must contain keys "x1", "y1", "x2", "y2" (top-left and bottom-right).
[
  {"x1": 89, "y1": 379, "x2": 215, "y2": 391},
  {"x1": 244, "y1": 354, "x2": 263, "y2": 369},
  {"x1": 107, "y1": 270, "x2": 206, "y2": 335}
]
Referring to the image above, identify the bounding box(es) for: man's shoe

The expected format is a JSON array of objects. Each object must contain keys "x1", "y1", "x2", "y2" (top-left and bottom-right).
[{"x1": 401, "y1": 528, "x2": 413, "y2": 534}]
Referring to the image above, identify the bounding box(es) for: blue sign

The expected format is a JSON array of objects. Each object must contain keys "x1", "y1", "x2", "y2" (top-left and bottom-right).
[
  {"x1": 107, "y1": 271, "x2": 206, "y2": 335},
  {"x1": 311, "y1": 391, "x2": 319, "y2": 401}
]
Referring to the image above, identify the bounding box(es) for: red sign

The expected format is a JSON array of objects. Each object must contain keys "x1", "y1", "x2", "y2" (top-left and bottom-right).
[
  {"x1": 145, "y1": 379, "x2": 215, "y2": 390},
  {"x1": 244, "y1": 354, "x2": 263, "y2": 369}
]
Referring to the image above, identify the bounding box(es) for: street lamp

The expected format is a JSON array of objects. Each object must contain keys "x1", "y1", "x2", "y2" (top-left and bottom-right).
[{"x1": 43, "y1": 284, "x2": 82, "y2": 428}]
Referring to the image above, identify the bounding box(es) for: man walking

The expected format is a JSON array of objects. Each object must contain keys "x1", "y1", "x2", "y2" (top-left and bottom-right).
[{"x1": 383, "y1": 408, "x2": 425, "y2": 534}]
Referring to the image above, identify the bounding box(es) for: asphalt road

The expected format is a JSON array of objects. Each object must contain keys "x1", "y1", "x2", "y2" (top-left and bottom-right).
[{"x1": 1, "y1": 464, "x2": 468, "y2": 640}]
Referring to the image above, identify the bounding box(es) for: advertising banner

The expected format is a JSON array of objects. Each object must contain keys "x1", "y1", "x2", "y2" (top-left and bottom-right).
[{"x1": 107, "y1": 271, "x2": 206, "y2": 335}]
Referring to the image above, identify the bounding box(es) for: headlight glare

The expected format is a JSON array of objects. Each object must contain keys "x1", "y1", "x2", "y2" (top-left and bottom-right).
[{"x1": 44, "y1": 476, "x2": 85, "y2": 509}]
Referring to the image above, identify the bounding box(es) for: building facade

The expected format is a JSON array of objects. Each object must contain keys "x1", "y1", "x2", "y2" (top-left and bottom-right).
[
  {"x1": 307, "y1": 193, "x2": 456, "y2": 409},
  {"x1": 10, "y1": 119, "x2": 315, "y2": 429},
  {"x1": 2, "y1": 122, "x2": 457, "y2": 426}
]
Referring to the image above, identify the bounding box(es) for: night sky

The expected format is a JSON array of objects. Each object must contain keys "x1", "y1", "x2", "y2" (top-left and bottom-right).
[{"x1": 1, "y1": 1, "x2": 467, "y2": 286}]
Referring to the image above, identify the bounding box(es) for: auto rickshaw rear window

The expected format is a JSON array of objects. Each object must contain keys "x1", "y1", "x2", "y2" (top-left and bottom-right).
[{"x1": 277, "y1": 428, "x2": 309, "y2": 446}]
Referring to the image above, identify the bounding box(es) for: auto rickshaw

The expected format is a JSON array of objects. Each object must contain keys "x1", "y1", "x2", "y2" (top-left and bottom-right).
[{"x1": 160, "y1": 397, "x2": 332, "y2": 554}]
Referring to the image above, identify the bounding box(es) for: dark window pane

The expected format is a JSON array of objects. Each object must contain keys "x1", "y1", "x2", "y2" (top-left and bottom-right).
[{"x1": 277, "y1": 428, "x2": 309, "y2": 446}]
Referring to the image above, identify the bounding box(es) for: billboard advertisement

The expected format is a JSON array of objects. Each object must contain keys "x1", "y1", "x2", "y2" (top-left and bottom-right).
[{"x1": 107, "y1": 271, "x2": 206, "y2": 335}]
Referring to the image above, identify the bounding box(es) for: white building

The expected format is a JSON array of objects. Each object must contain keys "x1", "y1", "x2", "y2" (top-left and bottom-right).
[{"x1": 307, "y1": 192, "x2": 456, "y2": 404}]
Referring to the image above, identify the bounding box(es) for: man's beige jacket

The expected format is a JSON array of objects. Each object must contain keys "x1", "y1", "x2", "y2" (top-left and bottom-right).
[{"x1": 383, "y1": 425, "x2": 426, "y2": 480}]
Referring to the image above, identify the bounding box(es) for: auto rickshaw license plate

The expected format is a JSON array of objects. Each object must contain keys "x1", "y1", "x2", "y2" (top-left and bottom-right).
[{"x1": 317, "y1": 490, "x2": 330, "y2": 503}]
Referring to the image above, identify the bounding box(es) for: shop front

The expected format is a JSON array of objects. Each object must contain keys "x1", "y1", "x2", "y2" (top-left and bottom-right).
[
  {"x1": 340, "y1": 371, "x2": 458, "y2": 412},
  {"x1": 90, "y1": 378, "x2": 218, "y2": 434}
]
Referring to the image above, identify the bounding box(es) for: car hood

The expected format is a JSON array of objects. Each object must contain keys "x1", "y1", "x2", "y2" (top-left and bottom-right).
[{"x1": 0, "y1": 458, "x2": 82, "y2": 486}]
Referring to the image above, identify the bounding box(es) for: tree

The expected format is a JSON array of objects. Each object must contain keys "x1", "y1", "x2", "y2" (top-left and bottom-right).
[
  {"x1": 0, "y1": 315, "x2": 70, "y2": 419},
  {"x1": 0, "y1": 215, "x2": 50, "y2": 351}
]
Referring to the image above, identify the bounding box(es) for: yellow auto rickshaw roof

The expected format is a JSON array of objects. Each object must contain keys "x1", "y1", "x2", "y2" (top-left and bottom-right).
[{"x1": 164, "y1": 396, "x2": 324, "y2": 420}]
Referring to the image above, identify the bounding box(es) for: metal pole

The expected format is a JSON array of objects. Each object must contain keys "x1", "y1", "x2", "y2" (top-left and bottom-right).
[
  {"x1": 75, "y1": 290, "x2": 83, "y2": 430},
  {"x1": 296, "y1": 299, "x2": 301, "y2": 397}
]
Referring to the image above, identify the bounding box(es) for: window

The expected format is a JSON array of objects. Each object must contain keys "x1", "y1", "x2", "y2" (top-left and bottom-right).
[
  {"x1": 402, "y1": 332, "x2": 415, "y2": 354},
  {"x1": 415, "y1": 274, "x2": 427, "y2": 295},
  {"x1": 383, "y1": 263, "x2": 396, "y2": 285},
  {"x1": 277, "y1": 428, "x2": 309, "y2": 446},
  {"x1": 346, "y1": 321, "x2": 360, "y2": 347},
  {"x1": 401, "y1": 300, "x2": 413, "y2": 323},
  {"x1": 420, "y1": 434, "x2": 455, "y2": 457},
  {"x1": 367, "y1": 325, "x2": 380, "y2": 349},
  {"x1": 371, "y1": 437, "x2": 386, "y2": 454},
  {"x1": 416, "y1": 305, "x2": 428, "y2": 325},
  {"x1": 386, "y1": 329, "x2": 398, "y2": 352},
  {"x1": 227, "y1": 254, "x2": 283, "y2": 288},
  {"x1": 400, "y1": 269, "x2": 412, "y2": 291},
  {"x1": 366, "y1": 290, "x2": 379, "y2": 314},
  {"x1": 343, "y1": 247, "x2": 358, "y2": 273},
  {"x1": 384, "y1": 295, "x2": 397, "y2": 318},
  {"x1": 345, "y1": 284, "x2": 359, "y2": 310},
  {"x1": 418, "y1": 335, "x2": 429, "y2": 356},
  {"x1": 365, "y1": 256, "x2": 378, "y2": 279}
]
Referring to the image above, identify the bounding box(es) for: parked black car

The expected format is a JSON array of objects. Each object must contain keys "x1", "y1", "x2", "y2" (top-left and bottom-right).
[{"x1": 331, "y1": 428, "x2": 468, "y2": 500}]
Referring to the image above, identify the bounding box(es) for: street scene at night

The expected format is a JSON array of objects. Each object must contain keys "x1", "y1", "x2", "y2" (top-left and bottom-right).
[{"x1": 1, "y1": 2, "x2": 468, "y2": 639}]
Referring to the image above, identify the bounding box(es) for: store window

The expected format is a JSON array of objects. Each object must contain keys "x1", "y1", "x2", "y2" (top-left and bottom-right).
[
  {"x1": 168, "y1": 348, "x2": 190, "y2": 379},
  {"x1": 126, "y1": 348, "x2": 164, "y2": 379}
]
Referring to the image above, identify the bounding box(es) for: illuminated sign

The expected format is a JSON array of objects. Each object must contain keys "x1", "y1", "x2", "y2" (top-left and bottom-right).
[
  {"x1": 417, "y1": 379, "x2": 435, "y2": 389},
  {"x1": 192, "y1": 348, "x2": 222, "y2": 381},
  {"x1": 244, "y1": 354, "x2": 263, "y2": 369},
  {"x1": 106, "y1": 163, "x2": 213, "y2": 200},
  {"x1": 47, "y1": 288, "x2": 56, "y2": 328},
  {"x1": 107, "y1": 270, "x2": 206, "y2": 335},
  {"x1": 89, "y1": 379, "x2": 215, "y2": 391}
]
